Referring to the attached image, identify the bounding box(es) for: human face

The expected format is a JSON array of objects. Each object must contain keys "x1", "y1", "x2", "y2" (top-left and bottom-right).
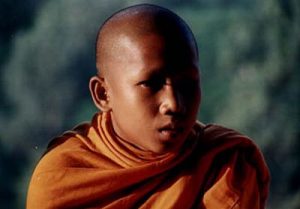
[{"x1": 104, "y1": 32, "x2": 201, "y2": 154}]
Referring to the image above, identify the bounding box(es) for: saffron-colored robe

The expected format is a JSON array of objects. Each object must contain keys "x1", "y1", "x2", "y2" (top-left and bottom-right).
[{"x1": 27, "y1": 112, "x2": 269, "y2": 209}]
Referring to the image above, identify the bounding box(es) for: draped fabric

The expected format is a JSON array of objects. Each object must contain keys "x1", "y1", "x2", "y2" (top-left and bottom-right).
[{"x1": 27, "y1": 112, "x2": 269, "y2": 209}]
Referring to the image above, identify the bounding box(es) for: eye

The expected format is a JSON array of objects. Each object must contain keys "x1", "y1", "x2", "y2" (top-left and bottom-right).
[
  {"x1": 139, "y1": 76, "x2": 165, "y2": 92},
  {"x1": 178, "y1": 79, "x2": 199, "y2": 93}
]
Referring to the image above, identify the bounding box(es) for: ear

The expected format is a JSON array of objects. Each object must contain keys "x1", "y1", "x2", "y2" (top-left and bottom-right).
[{"x1": 89, "y1": 76, "x2": 111, "y2": 112}]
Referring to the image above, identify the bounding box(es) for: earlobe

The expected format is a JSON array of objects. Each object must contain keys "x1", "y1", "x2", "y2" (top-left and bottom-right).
[{"x1": 89, "y1": 76, "x2": 111, "y2": 112}]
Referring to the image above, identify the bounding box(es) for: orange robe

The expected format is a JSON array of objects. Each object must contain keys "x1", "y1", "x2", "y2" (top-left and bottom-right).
[{"x1": 27, "y1": 112, "x2": 270, "y2": 209}]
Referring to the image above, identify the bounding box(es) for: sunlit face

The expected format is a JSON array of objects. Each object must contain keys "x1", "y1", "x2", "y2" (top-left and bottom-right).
[{"x1": 103, "y1": 32, "x2": 201, "y2": 154}]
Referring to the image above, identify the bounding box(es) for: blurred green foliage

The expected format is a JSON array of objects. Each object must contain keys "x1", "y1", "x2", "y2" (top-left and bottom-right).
[{"x1": 0, "y1": 0, "x2": 299, "y2": 208}]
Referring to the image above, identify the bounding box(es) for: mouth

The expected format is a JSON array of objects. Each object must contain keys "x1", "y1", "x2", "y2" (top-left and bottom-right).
[{"x1": 158, "y1": 124, "x2": 184, "y2": 139}]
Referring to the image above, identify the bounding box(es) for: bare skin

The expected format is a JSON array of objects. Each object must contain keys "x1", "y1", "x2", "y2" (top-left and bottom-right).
[{"x1": 90, "y1": 5, "x2": 201, "y2": 154}]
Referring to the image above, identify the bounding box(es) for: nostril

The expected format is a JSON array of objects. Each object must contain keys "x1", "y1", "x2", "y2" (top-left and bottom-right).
[
  {"x1": 166, "y1": 110, "x2": 185, "y2": 120},
  {"x1": 159, "y1": 94, "x2": 186, "y2": 117}
]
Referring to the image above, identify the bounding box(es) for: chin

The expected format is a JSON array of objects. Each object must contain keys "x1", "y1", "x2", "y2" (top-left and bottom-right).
[{"x1": 151, "y1": 141, "x2": 183, "y2": 155}]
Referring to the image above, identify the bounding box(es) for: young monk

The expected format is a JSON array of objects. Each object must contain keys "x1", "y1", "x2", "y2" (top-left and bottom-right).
[{"x1": 27, "y1": 4, "x2": 270, "y2": 209}]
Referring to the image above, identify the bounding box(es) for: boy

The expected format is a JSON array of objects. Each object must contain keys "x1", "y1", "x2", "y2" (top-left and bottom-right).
[{"x1": 27, "y1": 4, "x2": 269, "y2": 209}]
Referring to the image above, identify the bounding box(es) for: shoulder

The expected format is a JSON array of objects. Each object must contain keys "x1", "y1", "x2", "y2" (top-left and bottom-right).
[
  {"x1": 46, "y1": 122, "x2": 92, "y2": 153},
  {"x1": 194, "y1": 122, "x2": 255, "y2": 148},
  {"x1": 34, "y1": 120, "x2": 100, "y2": 174},
  {"x1": 192, "y1": 121, "x2": 269, "y2": 184},
  {"x1": 27, "y1": 120, "x2": 101, "y2": 209},
  {"x1": 193, "y1": 122, "x2": 270, "y2": 208}
]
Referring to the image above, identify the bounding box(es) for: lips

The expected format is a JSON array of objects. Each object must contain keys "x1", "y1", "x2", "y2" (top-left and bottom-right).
[{"x1": 158, "y1": 124, "x2": 184, "y2": 139}]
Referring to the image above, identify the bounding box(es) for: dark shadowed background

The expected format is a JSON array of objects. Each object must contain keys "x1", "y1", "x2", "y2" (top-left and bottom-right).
[{"x1": 0, "y1": 0, "x2": 299, "y2": 208}]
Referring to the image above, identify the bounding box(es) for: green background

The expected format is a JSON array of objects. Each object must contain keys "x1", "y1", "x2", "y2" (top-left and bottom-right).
[{"x1": 0, "y1": 0, "x2": 299, "y2": 208}]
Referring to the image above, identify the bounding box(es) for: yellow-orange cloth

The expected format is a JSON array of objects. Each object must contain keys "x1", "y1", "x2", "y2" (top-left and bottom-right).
[{"x1": 27, "y1": 112, "x2": 270, "y2": 209}]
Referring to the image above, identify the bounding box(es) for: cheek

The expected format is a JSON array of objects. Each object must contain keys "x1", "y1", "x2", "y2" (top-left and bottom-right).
[
  {"x1": 109, "y1": 82, "x2": 135, "y2": 105},
  {"x1": 108, "y1": 78, "x2": 160, "y2": 115},
  {"x1": 143, "y1": 91, "x2": 163, "y2": 110},
  {"x1": 186, "y1": 90, "x2": 201, "y2": 117}
]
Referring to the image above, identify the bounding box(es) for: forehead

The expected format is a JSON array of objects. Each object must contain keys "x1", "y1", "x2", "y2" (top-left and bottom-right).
[
  {"x1": 112, "y1": 32, "x2": 199, "y2": 79},
  {"x1": 98, "y1": 8, "x2": 199, "y2": 80}
]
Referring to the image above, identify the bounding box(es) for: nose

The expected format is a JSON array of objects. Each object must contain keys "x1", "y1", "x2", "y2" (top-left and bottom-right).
[{"x1": 159, "y1": 83, "x2": 185, "y2": 117}]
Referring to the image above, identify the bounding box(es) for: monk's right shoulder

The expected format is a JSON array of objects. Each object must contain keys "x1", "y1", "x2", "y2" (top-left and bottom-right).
[
  {"x1": 34, "y1": 139, "x2": 78, "y2": 174},
  {"x1": 34, "y1": 123, "x2": 94, "y2": 173}
]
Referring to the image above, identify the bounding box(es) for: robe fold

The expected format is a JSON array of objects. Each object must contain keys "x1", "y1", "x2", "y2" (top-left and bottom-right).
[{"x1": 27, "y1": 112, "x2": 269, "y2": 209}]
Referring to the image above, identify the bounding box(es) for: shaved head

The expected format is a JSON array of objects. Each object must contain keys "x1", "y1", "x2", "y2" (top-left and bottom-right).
[
  {"x1": 90, "y1": 4, "x2": 201, "y2": 153},
  {"x1": 95, "y1": 4, "x2": 198, "y2": 77}
]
